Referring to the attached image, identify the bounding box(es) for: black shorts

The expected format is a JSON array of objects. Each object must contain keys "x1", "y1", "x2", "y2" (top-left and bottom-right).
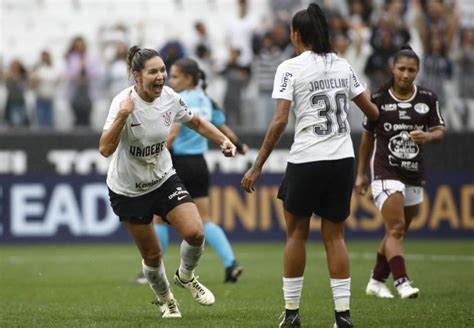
[
  {"x1": 277, "y1": 157, "x2": 354, "y2": 222},
  {"x1": 172, "y1": 154, "x2": 209, "y2": 198},
  {"x1": 108, "y1": 174, "x2": 194, "y2": 225}
]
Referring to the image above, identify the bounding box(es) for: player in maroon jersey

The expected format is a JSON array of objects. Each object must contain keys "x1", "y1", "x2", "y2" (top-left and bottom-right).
[{"x1": 355, "y1": 45, "x2": 445, "y2": 299}]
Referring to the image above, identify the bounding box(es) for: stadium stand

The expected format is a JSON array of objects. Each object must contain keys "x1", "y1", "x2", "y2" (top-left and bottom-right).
[{"x1": 1, "y1": 0, "x2": 473, "y2": 132}]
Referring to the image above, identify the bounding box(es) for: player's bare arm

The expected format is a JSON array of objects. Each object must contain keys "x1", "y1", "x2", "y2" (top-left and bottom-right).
[
  {"x1": 353, "y1": 90, "x2": 379, "y2": 121},
  {"x1": 99, "y1": 90, "x2": 134, "y2": 157},
  {"x1": 218, "y1": 124, "x2": 249, "y2": 155},
  {"x1": 166, "y1": 123, "x2": 182, "y2": 149},
  {"x1": 185, "y1": 115, "x2": 236, "y2": 157},
  {"x1": 410, "y1": 126, "x2": 445, "y2": 144},
  {"x1": 355, "y1": 131, "x2": 375, "y2": 195},
  {"x1": 241, "y1": 99, "x2": 290, "y2": 193}
]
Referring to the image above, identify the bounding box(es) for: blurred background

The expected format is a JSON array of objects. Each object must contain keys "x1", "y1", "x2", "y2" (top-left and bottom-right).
[{"x1": 0, "y1": 0, "x2": 473, "y2": 243}]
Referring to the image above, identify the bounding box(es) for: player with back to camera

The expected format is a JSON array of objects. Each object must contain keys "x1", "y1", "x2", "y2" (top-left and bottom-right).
[
  {"x1": 355, "y1": 45, "x2": 445, "y2": 299},
  {"x1": 99, "y1": 46, "x2": 236, "y2": 319},
  {"x1": 132, "y1": 57, "x2": 247, "y2": 285},
  {"x1": 241, "y1": 3, "x2": 379, "y2": 328}
]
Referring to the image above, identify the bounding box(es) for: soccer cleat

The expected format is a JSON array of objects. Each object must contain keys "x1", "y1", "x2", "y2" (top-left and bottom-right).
[
  {"x1": 396, "y1": 280, "x2": 420, "y2": 299},
  {"x1": 278, "y1": 310, "x2": 301, "y2": 327},
  {"x1": 152, "y1": 294, "x2": 182, "y2": 318},
  {"x1": 366, "y1": 278, "x2": 395, "y2": 298},
  {"x1": 225, "y1": 260, "x2": 244, "y2": 283},
  {"x1": 333, "y1": 310, "x2": 354, "y2": 328},
  {"x1": 174, "y1": 270, "x2": 215, "y2": 305},
  {"x1": 130, "y1": 272, "x2": 148, "y2": 285}
]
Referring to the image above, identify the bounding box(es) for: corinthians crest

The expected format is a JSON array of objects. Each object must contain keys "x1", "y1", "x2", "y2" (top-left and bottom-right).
[{"x1": 162, "y1": 111, "x2": 172, "y2": 126}]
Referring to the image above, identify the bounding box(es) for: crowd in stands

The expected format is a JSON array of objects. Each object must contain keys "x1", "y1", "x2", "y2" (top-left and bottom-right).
[{"x1": 0, "y1": 0, "x2": 473, "y2": 132}]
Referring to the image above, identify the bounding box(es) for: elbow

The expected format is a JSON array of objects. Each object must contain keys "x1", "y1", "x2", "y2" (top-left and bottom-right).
[
  {"x1": 429, "y1": 127, "x2": 445, "y2": 143},
  {"x1": 434, "y1": 131, "x2": 445, "y2": 143},
  {"x1": 99, "y1": 145, "x2": 112, "y2": 158},
  {"x1": 369, "y1": 104, "x2": 380, "y2": 120},
  {"x1": 368, "y1": 108, "x2": 379, "y2": 121},
  {"x1": 99, "y1": 149, "x2": 110, "y2": 158},
  {"x1": 273, "y1": 116, "x2": 288, "y2": 129}
]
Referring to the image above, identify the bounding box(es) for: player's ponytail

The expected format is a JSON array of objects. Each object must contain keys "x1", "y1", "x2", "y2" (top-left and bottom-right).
[
  {"x1": 292, "y1": 2, "x2": 333, "y2": 55},
  {"x1": 173, "y1": 58, "x2": 204, "y2": 88},
  {"x1": 198, "y1": 69, "x2": 208, "y2": 91}
]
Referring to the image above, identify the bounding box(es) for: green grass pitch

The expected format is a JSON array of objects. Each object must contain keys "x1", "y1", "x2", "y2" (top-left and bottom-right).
[{"x1": 1, "y1": 240, "x2": 473, "y2": 327}]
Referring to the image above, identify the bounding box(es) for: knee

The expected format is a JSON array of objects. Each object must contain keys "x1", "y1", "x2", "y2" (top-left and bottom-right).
[
  {"x1": 143, "y1": 249, "x2": 163, "y2": 267},
  {"x1": 322, "y1": 231, "x2": 344, "y2": 246},
  {"x1": 183, "y1": 228, "x2": 204, "y2": 247},
  {"x1": 386, "y1": 222, "x2": 406, "y2": 240},
  {"x1": 286, "y1": 229, "x2": 309, "y2": 242},
  {"x1": 321, "y1": 224, "x2": 345, "y2": 245}
]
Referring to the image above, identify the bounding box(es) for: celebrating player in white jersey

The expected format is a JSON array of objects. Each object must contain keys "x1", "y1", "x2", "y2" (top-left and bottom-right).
[
  {"x1": 131, "y1": 58, "x2": 247, "y2": 285},
  {"x1": 99, "y1": 46, "x2": 236, "y2": 319},
  {"x1": 241, "y1": 3, "x2": 379, "y2": 328}
]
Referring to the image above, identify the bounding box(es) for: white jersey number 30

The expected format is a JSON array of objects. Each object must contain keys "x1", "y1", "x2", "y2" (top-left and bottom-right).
[{"x1": 311, "y1": 92, "x2": 348, "y2": 136}]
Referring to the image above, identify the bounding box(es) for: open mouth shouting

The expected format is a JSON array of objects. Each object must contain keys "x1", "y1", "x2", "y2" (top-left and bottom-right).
[{"x1": 153, "y1": 81, "x2": 164, "y2": 95}]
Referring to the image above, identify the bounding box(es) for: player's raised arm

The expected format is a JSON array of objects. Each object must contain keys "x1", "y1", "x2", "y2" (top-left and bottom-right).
[
  {"x1": 185, "y1": 115, "x2": 236, "y2": 157},
  {"x1": 99, "y1": 90, "x2": 134, "y2": 157}
]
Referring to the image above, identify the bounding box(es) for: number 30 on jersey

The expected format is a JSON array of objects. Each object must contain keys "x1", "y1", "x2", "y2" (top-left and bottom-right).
[{"x1": 311, "y1": 92, "x2": 348, "y2": 136}]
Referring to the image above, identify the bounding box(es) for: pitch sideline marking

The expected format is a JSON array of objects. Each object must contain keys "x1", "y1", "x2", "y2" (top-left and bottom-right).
[{"x1": 4, "y1": 252, "x2": 474, "y2": 263}]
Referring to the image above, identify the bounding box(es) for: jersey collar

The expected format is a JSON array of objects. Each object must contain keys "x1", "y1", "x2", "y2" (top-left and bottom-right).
[{"x1": 388, "y1": 85, "x2": 417, "y2": 103}]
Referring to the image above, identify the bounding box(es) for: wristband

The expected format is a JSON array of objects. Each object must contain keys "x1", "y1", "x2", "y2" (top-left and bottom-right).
[{"x1": 235, "y1": 141, "x2": 244, "y2": 153}]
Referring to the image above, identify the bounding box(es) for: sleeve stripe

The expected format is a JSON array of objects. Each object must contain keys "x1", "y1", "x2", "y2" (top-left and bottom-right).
[
  {"x1": 435, "y1": 100, "x2": 445, "y2": 125},
  {"x1": 428, "y1": 125, "x2": 445, "y2": 131}
]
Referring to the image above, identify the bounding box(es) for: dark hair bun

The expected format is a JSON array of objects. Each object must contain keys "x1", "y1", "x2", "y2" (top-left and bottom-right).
[
  {"x1": 400, "y1": 44, "x2": 414, "y2": 51},
  {"x1": 307, "y1": 2, "x2": 319, "y2": 14}
]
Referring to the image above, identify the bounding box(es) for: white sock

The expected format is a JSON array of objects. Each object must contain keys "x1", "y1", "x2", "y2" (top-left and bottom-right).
[
  {"x1": 283, "y1": 277, "x2": 304, "y2": 310},
  {"x1": 142, "y1": 259, "x2": 170, "y2": 302},
  {"x1": 330, "y1": 278, "x2": 351, "y2": 312},
  {"x1": 179, "y1": 240, "x2": 204, "y2": 281}
]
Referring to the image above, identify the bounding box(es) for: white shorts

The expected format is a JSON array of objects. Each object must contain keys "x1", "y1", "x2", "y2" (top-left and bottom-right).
[{"x1": 371, "y1": 179, "x2": 423, "y2": 210}]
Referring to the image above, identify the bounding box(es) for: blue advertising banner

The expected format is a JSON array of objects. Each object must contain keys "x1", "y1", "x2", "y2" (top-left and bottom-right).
[
  {"x1": 0, "y1": 175, "x2": 128, "y2": 243},
  {"x1": 1, "y1": 171, "x2": 472, "y2": 243},
  {"x1": 0, "y1": 132, "x2": 472, "y2": 243},
  {"x1": 209, "y1": 171, "x2": 474, "y2": 240}
]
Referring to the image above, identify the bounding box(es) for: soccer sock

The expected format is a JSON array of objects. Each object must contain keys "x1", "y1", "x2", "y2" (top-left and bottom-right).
[
  {"x1": 282, "y1": 277, "x2": 304, "y2": 310},
  {"x1": 142, "y1": 259, "x2": 171, "y2": 302},
  {"x1": 372, "y1": 253, "x2": 391, "y2": 282},
  {"x1": 388, "y1": 255, "x2": 409, "y2": 286},
  {"x1": 204, "y1": 222, "x2": 235, "y2": 268},
  {"x1": 330, "y1": 278, "x2": 351, "y2": 312},
  {"x1": 179, "y1": 239, "x2": 204, "y2": 281},
  {"x1": 153, "y1": 223, "x2": 169, "y2": 256}
]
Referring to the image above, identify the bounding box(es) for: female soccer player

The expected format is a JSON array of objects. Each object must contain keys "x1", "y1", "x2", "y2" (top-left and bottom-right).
[
  {"x1": 355, "y1": 45, "x2": 445, "y2": 299},
  {"x1": 133, "y1": 58, "x2": 247, "y2": 284},
  {"x1": 241, "y1": 3, "x2": 379, "y2": 327},
  {"x1": 169, "y1": 58, "x2": 248, "y2": 282},
  {"x1": 99, "y1": 46, "x2": 236, "y2": 318}
]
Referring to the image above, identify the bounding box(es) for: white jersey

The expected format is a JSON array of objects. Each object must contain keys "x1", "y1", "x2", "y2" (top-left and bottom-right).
[
  {"x1": 104, "y1": 85, "x2": 193, "y2": 197},
  {"x1": 272, "y1": 51, "x2": 365, "y2": 163}
]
